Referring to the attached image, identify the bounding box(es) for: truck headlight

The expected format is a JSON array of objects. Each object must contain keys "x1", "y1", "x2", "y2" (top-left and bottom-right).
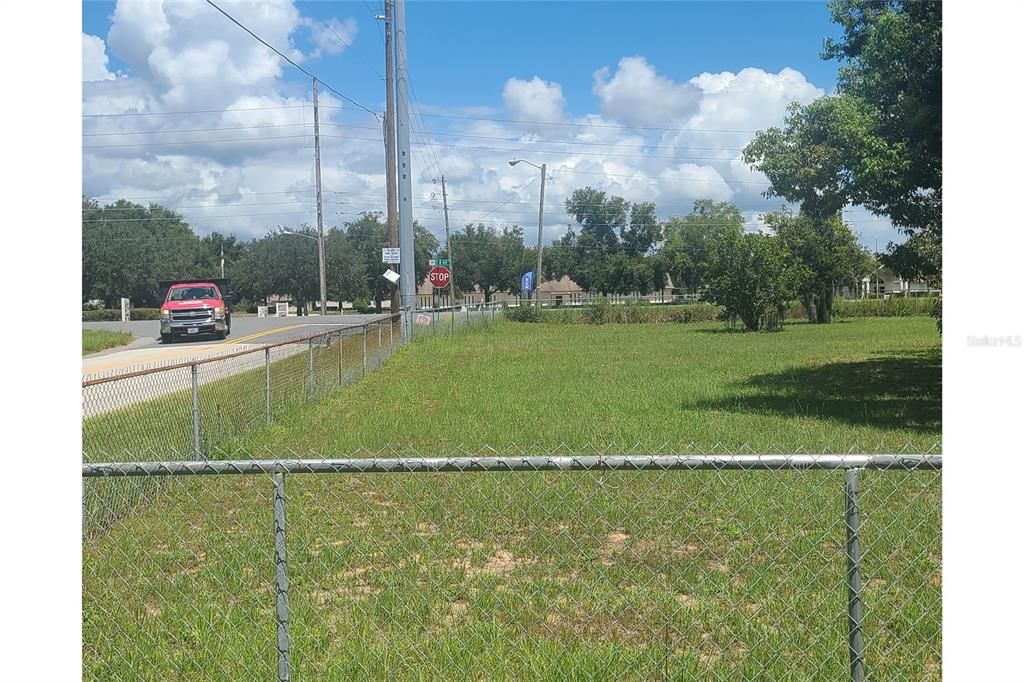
[
  {"x1": 214, "y1": 306, "x2": 225, "y2": 317},
  {"x1": 161, "y1": 309, "x2": 170, "y2": 319}
]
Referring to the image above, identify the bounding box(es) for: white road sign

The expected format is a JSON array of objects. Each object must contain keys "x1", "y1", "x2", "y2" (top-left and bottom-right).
[{"x1": 382, "y1": 247, "x2": 401, "y2": 264}]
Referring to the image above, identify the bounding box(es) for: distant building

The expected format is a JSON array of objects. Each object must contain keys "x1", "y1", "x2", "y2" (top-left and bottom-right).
[
  {"x1": 416, "y1": 275, "x2": 677, "y2": 308},
  {"x1": 837, "y1": 268, "x2": 939, "y2": 300}
]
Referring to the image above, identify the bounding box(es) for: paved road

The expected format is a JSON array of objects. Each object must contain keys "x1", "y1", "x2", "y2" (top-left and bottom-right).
[{"x1": 84, "y1": 313, "x2": 388, "y2": 378}]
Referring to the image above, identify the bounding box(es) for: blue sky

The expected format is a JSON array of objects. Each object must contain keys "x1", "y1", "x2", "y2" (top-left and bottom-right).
[
  {"x1": 82, "y1": 1, "x2": 897, "y2": 247},
  {"x1": 84, "y1": 1, "x2": 842, "y2": 115}
]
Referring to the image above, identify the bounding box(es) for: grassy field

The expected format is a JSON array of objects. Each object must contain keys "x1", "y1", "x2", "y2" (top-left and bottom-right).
[
  {"x1": 83, "y1": 318, "x2": 941, "y2": 680},
  {"x1": 82, "y1": 328, "x2": 133, "y2": 355},
  {"x1": 245, "y1": 317, "x2": 941, "y2": 453}
]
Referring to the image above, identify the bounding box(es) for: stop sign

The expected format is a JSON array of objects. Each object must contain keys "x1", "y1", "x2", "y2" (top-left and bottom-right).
[{"x1": 427, "y1": 266, "x2": 451, "y2": 288}]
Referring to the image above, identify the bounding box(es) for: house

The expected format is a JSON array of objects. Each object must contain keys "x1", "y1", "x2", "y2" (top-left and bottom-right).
[{"x1": 836, "y1": 268, "x2": 939, "y2": 300}]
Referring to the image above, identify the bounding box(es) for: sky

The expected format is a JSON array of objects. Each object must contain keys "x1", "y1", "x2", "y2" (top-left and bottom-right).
[{"x1": 82, "y1": 0, "x2": 897, "y2": 249}]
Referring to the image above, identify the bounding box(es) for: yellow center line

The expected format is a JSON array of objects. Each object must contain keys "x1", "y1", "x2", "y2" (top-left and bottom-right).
[
  {"x1": 226, "y1": 323, "x2": 308, "y2": 345},
  {"x1": 82, "y1": 323, "x2": 315, "y2": 375}
]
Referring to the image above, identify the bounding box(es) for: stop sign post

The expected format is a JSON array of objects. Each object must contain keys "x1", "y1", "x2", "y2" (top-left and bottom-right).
[{"x1": 428, "y1": 266, "x2": 451, "y2": 288}]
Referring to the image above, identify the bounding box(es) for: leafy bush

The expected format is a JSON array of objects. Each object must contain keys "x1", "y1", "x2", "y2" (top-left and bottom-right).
[
  {"x1": 932, "y1": 295, "x2": 942, "y2": 334},
  {"x1": 583, "y1": 297, "x2": 613, "y2": 324},
  {"x1": 505, "y1": 305, "x2": 543, "y2": 323},
  {"x1": 833, "y1": 297, "x2": 937, "y2": 318},
  {"x1": 83, "y1": 308, "x2": 161, "y2": 321}
]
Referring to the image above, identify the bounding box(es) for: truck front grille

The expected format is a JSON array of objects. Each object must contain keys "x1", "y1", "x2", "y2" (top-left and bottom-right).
[{"x1": 171, "y1": 308, "x2": 213, "y2": 322}]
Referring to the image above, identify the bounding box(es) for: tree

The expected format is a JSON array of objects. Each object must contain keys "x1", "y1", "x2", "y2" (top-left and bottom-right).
[
  {"x1": 198, "y1": 232, "x2": 246, "y2": 278},
  {"x1": 412, "y1": 221, "x2": 440, "y2": 291},
  {"x1": 879, "y1": 230, "x2": 941, "y2": 289},
  {"x1": 448, "y1": 223, "x2": 525, "y2": 302},
  {"x1": 704, "y1": 231, "x2": 796, "y2": 332},
  {"x1": 343, "y1": 212, "x2": 392, "y2": 311},
  {"x1": 324, "y1": 227, "x2": 370, "y2": 305},
  {"x1": 743, "y1": 0, "x2": 941, "y2": 275},
  {"x1": 765, "y1": 208, "x2": 874, "y2": 323},
  {"x1": 82, "y1": 199, "x2": 206, "y2": 307},
  {"x1": 555, "y1": 187, "x2": 666, "y2": 296},
  {"x1": 660, "y1": 200, "x2": 745, "y2": 295},
  {"x1": 621, "y1": 202, "x2": 661, "y2": 254},
  {"x1": 233, "y1": 227, "x2": 320, "y2": 314}
]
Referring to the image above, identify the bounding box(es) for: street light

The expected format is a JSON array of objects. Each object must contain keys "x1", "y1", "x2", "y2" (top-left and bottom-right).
[
  {"x1": 281, "y1": 229, "x2": 327, "y2": 316},
  {"x1": 509, "y1": 158, "x2": 547, "y2": 308}
]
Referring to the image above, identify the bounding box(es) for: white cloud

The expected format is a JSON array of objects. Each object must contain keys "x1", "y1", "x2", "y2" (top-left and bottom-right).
[
  {"x1": 304, "y1": 16, "x2": 357, "y2": 58},
  {"x1": 83, "y1": 3, "x2": 893, "y2": 251},
  {"x1": 502, "y1": 77, "x2": 566, "y2": 125},
  {"x1": 593, "y1": 56, "x2": 701, "y2": 127},
  {"x1": 83, "y1": 34, "x2": 116, "y2": 82}
]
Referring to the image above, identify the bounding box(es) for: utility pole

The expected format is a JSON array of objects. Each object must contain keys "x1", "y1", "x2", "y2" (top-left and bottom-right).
[
  {"x1": 312, "y1": 77, "x2": 327, "y2": 317},
  {"x1": 394, "y1": 0, "x2": 415, "y2": 340},
  {"x1": 382, "y1": 0, "x2": 400, "y2": 316},
  {"x1": 441, "y1": 175, "x2": 456, "y2": 330},
  {"x1": 535, "y1": 163, "x2": 546, "y2": 308}
]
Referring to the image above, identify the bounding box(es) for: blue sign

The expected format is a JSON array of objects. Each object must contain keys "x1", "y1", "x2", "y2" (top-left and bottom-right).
[{"x1": 520, "y1": 271, "x2": 535, "y2": 293}]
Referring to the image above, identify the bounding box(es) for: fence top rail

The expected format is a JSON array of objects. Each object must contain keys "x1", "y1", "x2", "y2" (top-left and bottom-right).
[
  {"x1": 82, "y1": 454, "x2": 942, "y2": 477},
  {"x1": 82, "y1": 314, "x2": 400, "y2": 388}
]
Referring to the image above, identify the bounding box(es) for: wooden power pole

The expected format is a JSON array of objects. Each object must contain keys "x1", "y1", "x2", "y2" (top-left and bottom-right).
[
  {"x1": 441, "y1": 175, "x2": 456, "y2": 331},
  {"x1": 383, "y1": 0, "x2": 399, "y2": 316},
  {"x1": 312, "y1": 77, "x2": 327, "y2": 317}
]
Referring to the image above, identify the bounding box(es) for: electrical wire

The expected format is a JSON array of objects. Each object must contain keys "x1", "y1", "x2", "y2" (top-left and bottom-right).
[{"x1": 204, "y1": 0, "x2": 381, "y2": 120}]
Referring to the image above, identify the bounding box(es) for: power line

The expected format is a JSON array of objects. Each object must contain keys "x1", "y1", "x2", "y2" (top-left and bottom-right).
[
  {"x1": 84, "y1": 134, "x2": 311, "y2": 150},
  {"x1": 82, "y1": 123, "x2": 310, "y2": 137},
  {"x1": 204, "y1": 0, "x2": 381, "y2": 120},
  {"x1": 473, "y1": 176, "x2": 540, "y2": 221},
  {"x1": 323, "y1": 105, "x2": 763, "y2": 134},
  {"x1": 83, "y1": 189, "x2": 312, "y2": 202},
  {"x1": 301, "y1": 1, "x2": 383, "y2": 79},
  {"x1": 82, "y1": 104, "x2": 307, "y2": 119}
]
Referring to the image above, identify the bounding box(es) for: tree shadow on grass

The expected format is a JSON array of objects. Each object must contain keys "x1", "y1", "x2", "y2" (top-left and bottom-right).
[{"x1": 683, "y1": 348, "x2": 941, "y2": 433}]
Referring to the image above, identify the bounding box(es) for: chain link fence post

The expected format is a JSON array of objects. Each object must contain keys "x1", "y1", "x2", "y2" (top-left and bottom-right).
[
  {"x1": 273, "y1": 472, "x2": 290, "y2": 682},
  {"x1": 845, "y1": 468, "x2": 866, "y2": 682},
  {"x1": 306, "y1": 338, "x2": 314, "y2": 399},
  {"x1": 342, "y1": 327, "x2": 350, "y2": 385},
  {"x1": 264, "y1": 347, "x2": 272, "y2": 425},
  {"x1": 362, "y1": 324, "x2": 367, "y2": 377},
  {"x1": 190, "y1": 363, "x2": 201, "y2": 460}
]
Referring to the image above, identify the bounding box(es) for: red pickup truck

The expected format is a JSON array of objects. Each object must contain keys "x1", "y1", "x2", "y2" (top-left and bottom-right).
[{"x1": 158, "y1": 278, "x2": 235, "y2": 343}]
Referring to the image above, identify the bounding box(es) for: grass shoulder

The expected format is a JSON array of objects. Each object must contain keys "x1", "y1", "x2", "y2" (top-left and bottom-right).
[{"x1": 83, "y1": 329, "x2": 134, "y2": 355}]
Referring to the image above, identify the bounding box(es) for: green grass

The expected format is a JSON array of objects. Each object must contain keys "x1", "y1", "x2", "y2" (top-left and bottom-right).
[
  {"x1": 83, "y1": 329, "x2": 133, "y2": 355},
  {"x1": 246, "y1": 317, "x2": 940, "y2": 453},
  {"x1": 83, "y1": 318, "x2": 941, "y2": 679}
]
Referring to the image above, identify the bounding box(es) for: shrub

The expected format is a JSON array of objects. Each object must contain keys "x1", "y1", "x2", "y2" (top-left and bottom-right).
[
  {"x1": 673, "y1": 303, "x2": 722, "y2": 324},
  {"x1": 833, "y1": 297, "x2": 936, "y2": 319},
  {"x1": 505, "y1": 305, "x2": 543, "y2": 323},
  {"x1": 583, "y1": 297, "x2": 612, "y2": 324},
  {"x1": 83, "y1": 308, "x2": 161, "y2": 321}
]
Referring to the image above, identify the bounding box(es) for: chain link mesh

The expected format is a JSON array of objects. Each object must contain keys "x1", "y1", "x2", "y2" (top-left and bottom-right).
[{"x1": 83, "y1": 446, "x2": 940, "y2": 681}]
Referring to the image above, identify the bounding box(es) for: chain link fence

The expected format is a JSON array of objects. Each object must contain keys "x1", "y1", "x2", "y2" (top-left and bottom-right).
[
  {"x1": 83, "y1": 307, "x2": 508, "y2": 463},
  {"x1": 82, "y1": 446, "x2": 941, "y2": 681}
]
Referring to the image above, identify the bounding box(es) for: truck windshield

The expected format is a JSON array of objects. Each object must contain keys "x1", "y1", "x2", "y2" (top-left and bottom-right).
[{"x1": 168, "y1": 286, "x2": 217, "y2": 301}]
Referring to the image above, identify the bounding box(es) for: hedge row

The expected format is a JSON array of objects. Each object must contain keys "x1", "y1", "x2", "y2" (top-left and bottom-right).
[
  {"x1": 82, "y1": 308, "x2": 162, "y2": 321},
  {"x1": 504, "y1": 296, "x2": 937, "y2": 325},
  {"x1": 832, "y1": 297, "x2": 938, "y2": 318}
]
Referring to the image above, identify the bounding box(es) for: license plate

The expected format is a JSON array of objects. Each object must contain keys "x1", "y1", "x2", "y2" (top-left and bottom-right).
[{"x1": 187, "y1": 328, "x2": 198, "y2": 335}]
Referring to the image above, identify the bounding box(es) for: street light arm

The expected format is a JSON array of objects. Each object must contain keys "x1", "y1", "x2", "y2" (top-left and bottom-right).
[
  {"x1": 508, "y1": 158, "x2": 543, "y2": 172},
  {"x1": 281, "y1": 230, "x2": 319, "y2": 242}
]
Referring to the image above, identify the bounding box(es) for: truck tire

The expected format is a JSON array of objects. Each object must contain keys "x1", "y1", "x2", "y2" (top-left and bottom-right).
[
  {"x1": 216, "y1": 330, "x2": 227, "y2": 340},
  {"x1": 161, "y1": 333, "x2": 172, "y2": 344}
]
